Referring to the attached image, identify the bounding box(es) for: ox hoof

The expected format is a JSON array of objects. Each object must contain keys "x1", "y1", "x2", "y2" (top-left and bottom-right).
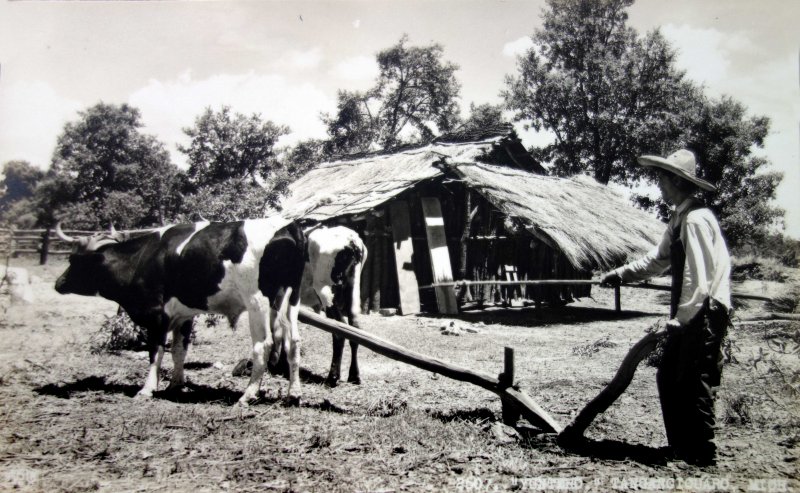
[
  {"x1": 324, "y1": 375, "x2": 340, "y2": 388},
  {"x1": 134, "y1": 390, "x2": 154, "y2": 400},
  {"x1": 347, "y1": 375, "x2": 361, "y2": 385},
  {"x1": 283, "y1": 395, "x2": 301, "y2": 407}
]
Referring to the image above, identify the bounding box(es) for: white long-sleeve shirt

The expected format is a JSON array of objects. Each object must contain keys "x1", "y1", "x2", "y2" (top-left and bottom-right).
[{"x1": 612, "y1": 198, "x2": 732, "y2": 325}]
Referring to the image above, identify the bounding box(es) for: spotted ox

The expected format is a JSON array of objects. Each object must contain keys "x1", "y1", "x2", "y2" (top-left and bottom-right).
[
  {"x1": 301, "y1": 226, "x2": 367, "y2": 387},
  {"x1": 54, "y1": 218, "x2": 306, "y2": 405}
]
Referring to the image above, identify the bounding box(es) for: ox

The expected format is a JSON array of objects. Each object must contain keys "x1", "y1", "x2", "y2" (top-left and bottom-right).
[
  {"x1": 301, "y1": 226, "x2": 367, "y2": 387},
  {"x1": 54, "y1": 218, "x2": 306, "y2": 405}
]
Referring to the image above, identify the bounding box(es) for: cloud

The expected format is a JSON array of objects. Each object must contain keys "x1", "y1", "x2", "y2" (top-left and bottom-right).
[
  {"x1": 274, "y1": 47, "x2": 324, "y2": 71},
  {"x1": 660, "y1": 24, "x2": 755, "y2": 88},
  {"x1": 128, "y1": 70, "x2": 336, "y2": 168},
  {"x1": 353, "y1": 19, "x2": 361, "y2": 29},
  {"x1": 329, "y1": 55, "x2": 378, "y2": 87},
  {"x1": 0, "y1": 81, "x2": 82, "y2": 169},
  {"x1": 662, "y1": 24, "x2": 799, "y2": 238},
  {"x1": 502, "y1": 36, "x2": 534, "y2": 58}
]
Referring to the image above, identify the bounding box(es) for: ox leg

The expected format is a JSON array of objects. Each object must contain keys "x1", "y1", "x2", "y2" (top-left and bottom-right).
[
  {"x1": 347, "y1": 315, "x2": 361, "y2": 385},
  {"x1": 167, "y1": 319, "x2": 193, "y2": 391},
  {"x1": 327, "y1": 333, "x2": 345, "y2": 387},
  {"x1": 325, "y1": 305, "x2": 345, "y2": 387},
  {"x1": 136, "y1": 326, "x2": 168, "y2": 399},
  {"x1": 284, "y1": 294, "x2": 302, "y2": 403},
  {"x1": 239, "y1": 295, "x2": 273, "y2": 406}
]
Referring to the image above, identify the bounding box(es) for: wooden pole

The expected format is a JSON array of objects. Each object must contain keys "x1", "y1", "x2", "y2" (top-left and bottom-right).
[
  {"x1": 297, "y1": 308, "x2": 561, "y2": 433},
  {"x1": 559, "y1": 329, "x2": 665, "y2": 443},
  {"x1": 39, "y1": 228, "x2": 51, "y2": 265},
  {"x1": 614, "y1": 285, "x2": 621, "y2": 312},
  {"x1": 419, "y1": 279, "x2": 773, "y2": 303},
  {"x1": 500, "y1": 347, "x2": 521, "y2": 426}
]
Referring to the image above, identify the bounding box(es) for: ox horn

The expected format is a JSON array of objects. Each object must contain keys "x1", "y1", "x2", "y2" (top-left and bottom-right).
[{"x1": 55, "y1": 222, "x2": 77, "y2": 243}]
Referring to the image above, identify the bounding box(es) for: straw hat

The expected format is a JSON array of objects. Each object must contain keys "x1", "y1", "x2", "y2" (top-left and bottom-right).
[{"x1": 637, "y1": 149, "x2": 716, "y2": 192}]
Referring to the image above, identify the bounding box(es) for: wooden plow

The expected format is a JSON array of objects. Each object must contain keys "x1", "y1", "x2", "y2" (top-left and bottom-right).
[
  {"x1": 299, "y1": 282, "x2": 778, "y2": 443},
  {"x1": 298, "y1": 308, "x2": 562, "y2": 433}
]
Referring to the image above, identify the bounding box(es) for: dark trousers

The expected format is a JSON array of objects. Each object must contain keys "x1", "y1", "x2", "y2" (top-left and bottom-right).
[{"x1": 656, "y1": 300, "x2": 729, "y2": 464}]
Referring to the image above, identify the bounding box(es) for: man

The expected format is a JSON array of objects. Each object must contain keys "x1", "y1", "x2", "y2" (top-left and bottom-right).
[{"x1": 601, "y1": 149, "x2": 732, "y2": 466}]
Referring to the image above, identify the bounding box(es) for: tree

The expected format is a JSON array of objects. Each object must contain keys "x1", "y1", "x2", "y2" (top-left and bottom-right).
[
  {"x1": 505, "y1": 0, "x2": 784, "y2": 249},
  {"x1": 179, "y1": 179, "x2": 275, "y2": 223},
  {"x1": 683, "y1": 96, "x2": 783, "y2": 248},
  {"x1": 323, "y1": 35, "x2": 462, "y2": 154},
  {"x1": 504, "y1": 0, "x2": 693, "y2": 185},
  {"x1": 323, "y1": 91, "x2": 380, "y2": 155},
  {"x1": 284, "y1": 138, "x2": 328, "y2": 176},
  {"x1": 459, "y1": 103, "x2": 509, "y2": 133},
  {"x1": 50, "y1": 102, "x2": 183, "y2": 228},
  {"x1": 180, "y1": 106, "x2": 289, "y2": 188},
  {"x1": 0, "y1": 160, "x2": 44, "y2": 226},
  {"x1": 1, "y1": 161, "x2": 43, "y2": 207}
]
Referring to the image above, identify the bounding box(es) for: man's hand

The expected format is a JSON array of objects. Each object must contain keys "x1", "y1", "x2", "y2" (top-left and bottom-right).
[{"x1": 599, "y1": 271, "x2": 621, "y2": 288}]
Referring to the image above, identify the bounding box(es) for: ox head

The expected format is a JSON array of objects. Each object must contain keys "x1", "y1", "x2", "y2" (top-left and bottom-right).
[{"x1": 54, "y1": 222, "x2": 126, "y2": 296}]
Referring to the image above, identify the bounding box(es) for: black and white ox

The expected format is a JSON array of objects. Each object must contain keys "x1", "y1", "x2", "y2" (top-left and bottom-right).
[
  {"x1": 54, "y1": 218, "x2": 306, "y2": 405},
  {"x1": 300, "y1": 226, "x2": 367, "y2": 386}
]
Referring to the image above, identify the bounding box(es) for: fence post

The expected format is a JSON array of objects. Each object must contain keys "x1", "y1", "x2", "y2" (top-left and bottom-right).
[
  {"x1": 39, "y1": 228, "x2": 51, "y2": 265},
  {"x1": 614, "y1": 285, "x2": 621, "y2": 312}
]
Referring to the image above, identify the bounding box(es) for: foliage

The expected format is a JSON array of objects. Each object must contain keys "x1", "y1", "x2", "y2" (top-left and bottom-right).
[
  {"x1": 179, "y1": 178, "x2": 279, "y2": 222},
  {"x1": 504, "y1": 0, "x2": 693, "y2": 185},
  {"x1": 90, "y1": 311, "x2": 148, "y2": 353},
  {"x1": 1, "y1": 161, "x2": 43, "y2": 208},
  {"x1": 731, "y1": 254, "x2": 792, "y2": 283},
  {"x1": 323, "y1": 35, "x2": 461, "y2": 154},
  {"x1": 323, "y1": 90, "x2": 380, "y2": 155},
  {"x1": 283, "y1": 139, "x2": 329, "y2": 176},
  {"x1": 47, "y1": 102, "x2": 183, "y2": 228},
  {"x1": 180, "y1": 106, "x2": 289, "y2": 188},
  {"x1": 747, "y1": 323, "x2": 800, "y2": 419},
  {"x1": 505, "y1": 0, "x2": 784, "y2": 249},
  {"x1": 459, "y1": 103, "x2": 509, "y2": 133},
  {"x1": 571, "y1": 335, "x2": 617, "y2": 357},
  {"x1": 0, "y1": 161, "x2": 45, "y2": 227},
  {"x1": 682, "y1": 96, "x2": 783, "y2": 248},
  {"x1": 632, "y1": 96, "x2": 785, "y2": 249}
]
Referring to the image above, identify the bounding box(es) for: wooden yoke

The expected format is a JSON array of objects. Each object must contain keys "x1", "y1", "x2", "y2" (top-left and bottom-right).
[{"x1": 297, "y1": 308, "x2": 562, "y2": 433}]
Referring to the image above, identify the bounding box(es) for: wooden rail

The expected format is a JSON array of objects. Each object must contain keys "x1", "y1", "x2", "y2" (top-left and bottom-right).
[
  {"x1": 421, "y1": 279, "x2": 774, "y2": 304},
  {"x1": 297, "y1": 308, "x2": 562, "y2": 433},
  {"x1": 0, "y1": 227, "x2": 156, "y2": 264}
]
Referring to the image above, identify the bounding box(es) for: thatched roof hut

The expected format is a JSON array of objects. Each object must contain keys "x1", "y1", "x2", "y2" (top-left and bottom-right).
[{"x1": 281, "y1": 130, "x2": 662, "y2": 314}]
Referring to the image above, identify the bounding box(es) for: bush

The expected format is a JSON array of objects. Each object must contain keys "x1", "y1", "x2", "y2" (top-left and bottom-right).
[
  {"x1": 731, "y1": 255, "x2": 791, "y2": 283},
  {"x1": 90, "y1": 311, "x2": 147, "y2": 353}
]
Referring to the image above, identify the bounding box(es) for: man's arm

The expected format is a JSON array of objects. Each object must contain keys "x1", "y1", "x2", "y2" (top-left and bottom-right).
[{"x1": 601, "y1": 226, "x2": 671, "y2": 286}]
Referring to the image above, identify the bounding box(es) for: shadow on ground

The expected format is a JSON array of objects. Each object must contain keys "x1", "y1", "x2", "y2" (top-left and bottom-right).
[
  {"x1": 520, "y1": 430, "x2": 671, "y2": 466},
  {"x1": 34, "y1": 376, "x2": 140, "y2": 399}
]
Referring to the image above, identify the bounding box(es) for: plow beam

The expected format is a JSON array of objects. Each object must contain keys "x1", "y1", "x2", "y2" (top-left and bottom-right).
[{"x1": 298, "y1": 308, "x2": 562, "y2": 433}]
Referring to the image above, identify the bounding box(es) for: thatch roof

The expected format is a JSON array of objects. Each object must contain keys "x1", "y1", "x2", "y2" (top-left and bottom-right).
[
  {"x1": 280, "y1": 137, "x2": 663, "y2": 271},
  {"x1": 449, "y1": 163, "x2": 662, "y2": 270}
]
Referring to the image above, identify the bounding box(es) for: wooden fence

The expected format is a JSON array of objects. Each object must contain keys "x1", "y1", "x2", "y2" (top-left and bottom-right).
[{"x1": 0, "y1": 228, "x2": 108, "y2": 264}]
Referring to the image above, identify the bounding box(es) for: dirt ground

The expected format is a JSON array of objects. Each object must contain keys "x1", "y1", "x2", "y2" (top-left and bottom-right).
[{"x1": 0, "y1": 257, "x2": 797, "y2": 492}]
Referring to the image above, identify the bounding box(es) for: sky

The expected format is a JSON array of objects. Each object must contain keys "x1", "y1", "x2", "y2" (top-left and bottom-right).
[{"x1": 0, "y1": 0, "x2": 797, "y2": 237}]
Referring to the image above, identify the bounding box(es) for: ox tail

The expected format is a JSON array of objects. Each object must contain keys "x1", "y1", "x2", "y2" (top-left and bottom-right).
[{"x1": 350, "y1": 242, "x2": 367, "y2": 320}]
